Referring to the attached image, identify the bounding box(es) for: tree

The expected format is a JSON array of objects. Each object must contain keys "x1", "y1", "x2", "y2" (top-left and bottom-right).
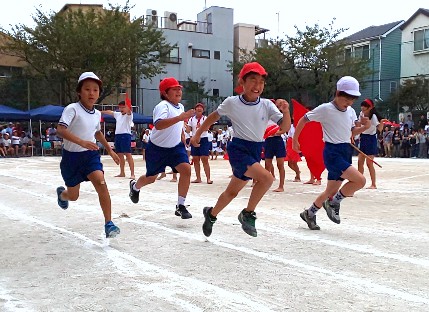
[
  {"x1": 233, "y1": 20, "x2": 372, "y2": 106},
  {"x1": 0, "y1": 2, "x2": 173, "y2": 104},
  {"x1": 387, "y1": 76, "x2": 429, "y2": 116},
  {"x1": 181, "y1": 77, "x2": 211, "y2": 110}
]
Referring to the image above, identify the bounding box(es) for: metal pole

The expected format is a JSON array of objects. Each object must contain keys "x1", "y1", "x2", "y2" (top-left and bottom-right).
[{"x1": 28, "y1": 80, "x2": 33, "y2": 156}]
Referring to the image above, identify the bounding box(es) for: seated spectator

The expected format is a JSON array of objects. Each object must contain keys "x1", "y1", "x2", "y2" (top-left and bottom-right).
[
  {"x1": 2, "y1": 133, "x2": 14, "y2": 156},
  {"x1": 11, "y1": 130, "x2": 21, "y2": 156},
  {"x1": 20, "y1": 132, "x2": 32, "y2": 156}
]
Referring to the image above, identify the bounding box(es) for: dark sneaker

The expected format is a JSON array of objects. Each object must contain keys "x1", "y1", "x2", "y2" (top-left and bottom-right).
[
  {"x1": 238, "y1": 209, "x2": 257, "y2": 237},
  {"x1": 202, "y1": 207, "x2": 217, "y2": 237},
  {"x1": 300, "y1": 210, "x2": 320, "y2": 230},
  {"x1": 56, "y1": 186, "x2": 69, "y2": 210},
  {"x1": 175, "y1": 204, "x2": 192, "y2": 219},
  {"x1": 129, "y1": 180, "x2": 140, "y2": 204},
  {"x1": 105, "y1": 221, "x2": 120, "y2": 238},
  {"x1": 323, "y1": 199, "x2": 341, "y2": 224}
]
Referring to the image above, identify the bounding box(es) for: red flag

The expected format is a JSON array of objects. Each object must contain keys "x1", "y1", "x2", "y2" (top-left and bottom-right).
[
  {"x1": 292, "y1": 99, "x2": 325, "y2": 180},
  {"x1": 125, "y1": 92, "x2": 132, "y2": 109}
]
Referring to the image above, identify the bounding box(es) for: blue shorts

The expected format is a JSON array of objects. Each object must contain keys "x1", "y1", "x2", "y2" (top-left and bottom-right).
[
  {"x1": 191, "y1": 137, "x2": 211, "y2": 157},
  {"x1": 115, "y1": 133, "x2": 132, "y2": 153},
  {"x1": 323, "y1": 142, "x2": 352, "y2": 181},
  {"x1": 227, "y1": 138, "x2": 263, "y2": 181},
  {"x1": 264, "y1": 136, "x2": 286, "y2": 159},
  {"x1": 60, "y1": 150, "x2": 103, "y2": 187},
  {"x1": 359, "y1": 134, "x2": 378, "y2": 155},
  {"x1": 145, "y1": 141, "x2": 189, "y2": 177}
]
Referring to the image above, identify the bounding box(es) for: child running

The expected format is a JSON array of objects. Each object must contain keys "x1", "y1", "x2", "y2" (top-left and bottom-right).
[
  {"x1": 190, "y1": 62, "x2": 291, "y2": 237},
  {"x1": 128, "y1": 77, "x2": 195, "y2": 218},
  {"x1": 293, "y1": 76, "x2": 370, "y2": 230},
  {"x1": 56, "y1": 72, "x2": 121, "y2": 238}
]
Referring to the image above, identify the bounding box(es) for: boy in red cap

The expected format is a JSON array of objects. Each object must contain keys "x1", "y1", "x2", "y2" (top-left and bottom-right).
[
  {"x1": 101, "y1": 100, "x2": 135, "y2": 179},
  {"x1": 129, "y1": 77, "x2": 195, "y2": 218},
  {"x1": 187, "y1": 102, "x2": 213, "y2": 184},
  {"x1": 191, "y1": 62, "x2": 291, "y2": 237},
  {"x1": 56, "y1": 72, "x2": 121, "y2": 238}
]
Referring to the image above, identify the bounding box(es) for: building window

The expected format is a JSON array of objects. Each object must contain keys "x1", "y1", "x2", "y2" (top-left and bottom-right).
[
  {"x1": 342, "y1": 44, "x2": 370, "y2": 63},
  {"x1": 214, "y1": 51, "x2": 220, "y2": 60},
  {"x1": 414, "y1": 28, "x2": 429, "y2": 52},
  {"x1": 353, "y1": 44, "x2": 370, "y2": 60},
  {"x1": 192, "y1": 49, "x2": 210, "y2": 59},
  {"x1": 390, "y1": 81, "x2": 397, "y2": 93},
  {"x1": 213, "y1": 89, "x2": 219, "y2": 97}
]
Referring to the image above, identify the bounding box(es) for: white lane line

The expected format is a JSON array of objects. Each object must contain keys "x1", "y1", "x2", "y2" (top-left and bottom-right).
[
  {"x1": 121, "y1": 217, "x2": 429, "y2": 305},
  {"x1": 1, "y1": 178, "x2": 428, "y2": 268},
  {"x1": 0, "y1": 204, "x2": 277, "y2": 312}
]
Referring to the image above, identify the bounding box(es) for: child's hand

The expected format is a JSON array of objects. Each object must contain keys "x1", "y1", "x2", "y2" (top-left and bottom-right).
[
  {"x1": 292, "y1": 139, "x2": 301, "y2": 153},
  {"x1": 109, "y1": 150, "x2": 120, "y2": 165},
  {"x1": 275, "y1": 99, "x2": 289, "y2": 113},
  {"x1": 181, "y1": 109, "x2": 195, "y2": 120},
  {"x1": 80, "y1": 140, "x2": 99, "y2": 150},
  {"x1": 190, "y1": 135, "x2": 200, "y2": 147}
]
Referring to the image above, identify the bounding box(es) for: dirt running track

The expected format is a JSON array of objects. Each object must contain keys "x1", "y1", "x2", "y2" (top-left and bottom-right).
[{"x1": 0, "y1": 156, "x2": 428, "y2": 311}]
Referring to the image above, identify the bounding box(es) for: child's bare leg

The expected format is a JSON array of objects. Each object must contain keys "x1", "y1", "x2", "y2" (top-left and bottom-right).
[
  {"x1": 211, "y1": 177, "x2": 248, "y2": 216},
  {"x1": 273, "y1": 157, "x2": 285, "y2": 192},
  {"x1": 87, "y1": 171, "x2": 112, "y2": 223},
  {"x1": 175, "y1": 162, "x2": 192, "y2": 199},
  {"x1": 244, "y1": 163, "x2": 274, "y2": 211}
]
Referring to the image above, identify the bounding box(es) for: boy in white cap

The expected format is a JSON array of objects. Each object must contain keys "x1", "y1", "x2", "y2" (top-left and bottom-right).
[
  {"x1": 129, "y1": 77, "x2": 195, "y2": 219},
  {"x1": 293, "y1": 76, "x2": 370, "y2": 230},
  {"x1": 191, "y1": 62, "x2": 291, "y2": 237},
  {"x1": 56, "y1": 72, "x2": 121, "y2": 238}
]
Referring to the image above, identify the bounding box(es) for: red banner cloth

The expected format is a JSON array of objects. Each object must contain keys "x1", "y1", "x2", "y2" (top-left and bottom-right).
[{"x1": 291, "y1": 99, "x2": 325, "y2": 180}]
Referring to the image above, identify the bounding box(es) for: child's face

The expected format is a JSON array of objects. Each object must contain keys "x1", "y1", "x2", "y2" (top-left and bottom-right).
[
  {"x1": 241, "y1": 74, "x2": 265, "y2": 102},
  {"x1": 78, "y1": 80, "x2": 100, "y2": 107},
  {"x1": 336, "y1": 92, "x2": 357, "y2": 109},
  {"x1": 165, "y1": 87, "x2": 182, "y2": 105}
]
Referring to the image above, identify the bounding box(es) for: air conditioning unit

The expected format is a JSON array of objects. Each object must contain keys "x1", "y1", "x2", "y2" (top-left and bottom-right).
[
  {"x1": 145, "y1": 9, "x2": 158, "y2": 27},
  {"x1": 164, "y1": 11, "x2": 178, "y2": 29}
]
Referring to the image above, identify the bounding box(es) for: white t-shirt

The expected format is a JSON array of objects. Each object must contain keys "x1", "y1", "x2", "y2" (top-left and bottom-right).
[
  {"x1": 58, "y1": 102, "x2": 101, "y2": 152},
  {"x1": 114, "y1": 111, "x2": 133, "y2": 134},
  {"x1": 150, "y1": 100, "x2": 184, "y2": 148},
  {"x1": 305, "y1": 102, "x2": 357, "y2": 144},
  {"x1": 216, "y1": 95, "x2": 283, "y2": 142},
  {"x1": 361, "y1": 112, "x2": 379, "y2": 135},
  {"x1": 188, "y1": 115, "x2": 208, "y2": 138}
]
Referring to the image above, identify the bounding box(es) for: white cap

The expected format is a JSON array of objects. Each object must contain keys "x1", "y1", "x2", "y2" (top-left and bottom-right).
[
  {"x1": 337, "y1": 76, "x2": 361, "y2": 96},
  {"x1": 78, "y1": 72, "x2": 102, "y2": 86}
]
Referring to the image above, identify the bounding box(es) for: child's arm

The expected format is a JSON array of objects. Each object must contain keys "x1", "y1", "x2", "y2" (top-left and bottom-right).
[
  {"x1": 352, "y1": 115, "x2": 370, "y2": 137},
  {"x1": 155, "y1": 109, "x2": 195, "y2": 130},
  {"x1": 292, "y1": 116, "x2": 309, "y2": 152},
  {"x1": 95, "y1": 131, "x2": 120, "y2": 165},
  {"x1": 275, "y1": 99, "x2": 291, "y2": 135},
  {"x1": 100, "y1": 110, "x2": 114, "y2": 116},
  {"x1": 190, "y1": 111, "x2": 220, "y2": 147},
  {"x1": 57, "y1": 125, "x2": 99, "y2": 151}
]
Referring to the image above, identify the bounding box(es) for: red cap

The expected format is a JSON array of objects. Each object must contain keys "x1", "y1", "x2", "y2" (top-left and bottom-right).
[
  {"x1": 195, "y1": 103, "x2": 205, "y2": 110},
  {"x1": 159, "y1": 77, "x2": 182, "y2": 93},
  {"x1": 238, "y1": 62, "x2": 267, "y2": 79}
]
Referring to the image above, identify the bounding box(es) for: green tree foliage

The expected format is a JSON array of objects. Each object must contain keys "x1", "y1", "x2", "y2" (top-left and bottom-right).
[
  {"x1": 181, "y1": 77, "x2": 211, "y2": 110},
  {"x1": 233, "y1": 20, "x2": 372, "y2": 106},
  {"x1": 387, "y1": 76, "x2": 429, "y2": 114},
  {"x1": 0, "y1": 2, "x2": 173, "y2": 104}
]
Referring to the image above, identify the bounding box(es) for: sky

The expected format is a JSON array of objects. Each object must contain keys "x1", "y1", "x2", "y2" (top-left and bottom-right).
[{"x1": 1, "y1": 0, "x2": 428, "y2": 39}]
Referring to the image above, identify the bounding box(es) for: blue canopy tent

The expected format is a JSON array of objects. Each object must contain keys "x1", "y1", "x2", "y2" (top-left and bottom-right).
[
  {"x1": 28, "y1": 105, "x2": 64, "y2": 122},
  {"x1": 0, "y1": 104, "x2": 30, "y2": 121},
  {"x1": 28, "y1": 105, "x2": 65, "y2": 156}
]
